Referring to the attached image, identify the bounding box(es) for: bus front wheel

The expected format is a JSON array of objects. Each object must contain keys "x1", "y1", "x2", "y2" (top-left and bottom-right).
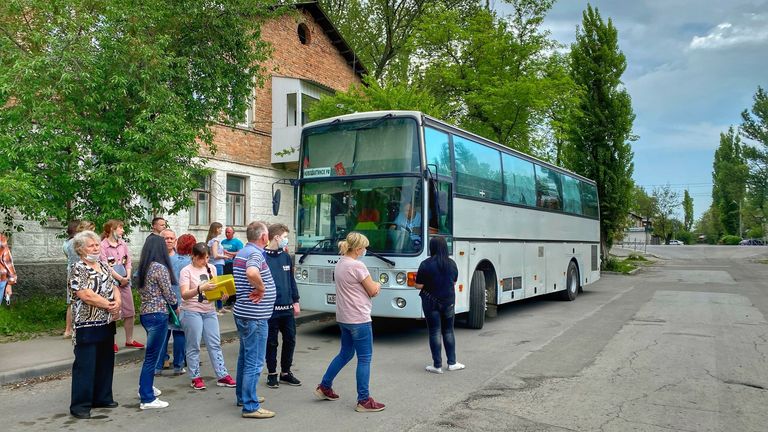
[
  {"x1": 467, "y1": 270, "x2": 486, "y2": 329},
  {"x1": 560, "y1": 261, "x2": 579, "y2": 301}
]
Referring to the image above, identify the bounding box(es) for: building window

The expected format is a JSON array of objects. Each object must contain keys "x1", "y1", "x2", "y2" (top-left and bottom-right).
[
  {"x1": 236, "y1": 89, "x2": 253, "y2": 128},
  {"x1": 298, "y1": 23, "x2": 310, "y2": 45},
  {"x1": 226, "y1": 175, "x2": 247, "y2": 226},
  {"x1": 189, "y1": 176, "x2": 211, "y2": 226},
  {"x1": 287, "y1": 93, "x2": 298, "y2": 126},
  {"x1": 301, "y1": 93, "x2": 318, "y2": 125}
]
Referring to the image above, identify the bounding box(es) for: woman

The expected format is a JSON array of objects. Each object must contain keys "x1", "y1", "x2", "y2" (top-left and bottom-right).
[
  {"x1": 315, "y1": 232, "x2": 386, "y2": 413},
  {"x1": 179, "y1": 242, "x2": 236, "y2": 390},
  {"x1": 100, "y1": 219, "x2": 144, "y2": 351},
  {"x1": 68, "y1": 230, "x2": 121, "y2": 419},
  {"x1": 154, "y1": 230, "x2": 191, "y2": 376},
  {"x1": 415, "y1": 236, "x2": 464, "y2": 374},
  {"x1": 206, "y1": 222, "x2": 227, "y2": 313},
  {"x1": 136, "y1": 234, "x2": 178, "y2": 410}
]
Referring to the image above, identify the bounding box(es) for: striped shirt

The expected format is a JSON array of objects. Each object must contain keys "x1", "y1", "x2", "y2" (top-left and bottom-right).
[{"x1": 233, "y1": 242, "x2": 276, "y2": 320}]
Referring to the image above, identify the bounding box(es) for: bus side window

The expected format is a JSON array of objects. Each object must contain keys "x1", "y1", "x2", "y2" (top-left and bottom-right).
[{"x1": 429, "y1": 180, "x2": 452, "y2": 235}]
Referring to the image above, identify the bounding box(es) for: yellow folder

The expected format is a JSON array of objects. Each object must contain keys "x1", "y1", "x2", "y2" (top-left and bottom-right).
[{"x1": 203, "y1": 274, "x2": 236, "y2": 301}]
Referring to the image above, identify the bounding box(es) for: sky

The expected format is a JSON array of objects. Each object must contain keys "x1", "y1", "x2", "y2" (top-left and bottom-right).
[{"x1": 498, "y1": 0, "x2": 768, "y2": 220}]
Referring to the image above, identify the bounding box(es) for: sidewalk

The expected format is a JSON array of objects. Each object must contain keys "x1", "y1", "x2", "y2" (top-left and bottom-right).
[{"x1": 0, "y1": 311, "x2": 330, "y2": 386}]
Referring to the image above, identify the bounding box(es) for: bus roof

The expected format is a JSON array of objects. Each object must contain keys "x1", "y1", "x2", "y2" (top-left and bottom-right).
[{"x1": 301, "y1": 110, "x2": 595, "y2": 185}]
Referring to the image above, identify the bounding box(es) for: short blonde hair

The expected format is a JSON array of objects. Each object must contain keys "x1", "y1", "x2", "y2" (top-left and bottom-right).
[{"x1": 338, "y1": 232, "x2": 369, "y2": 255}]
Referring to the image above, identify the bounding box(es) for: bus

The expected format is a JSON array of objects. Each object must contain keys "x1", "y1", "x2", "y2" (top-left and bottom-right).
[{"x1": 289, "y1": 110, "x2": 600, "y2": 329}]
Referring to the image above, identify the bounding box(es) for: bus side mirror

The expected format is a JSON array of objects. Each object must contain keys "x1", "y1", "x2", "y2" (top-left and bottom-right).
[{"x1": 272, "y1": 189, "x2": 281, "y2": 216}]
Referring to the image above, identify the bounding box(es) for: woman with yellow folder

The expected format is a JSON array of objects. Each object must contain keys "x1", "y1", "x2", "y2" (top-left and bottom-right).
[{"x1": 179, "y1": 242, "x2": 236, "y2": 390}]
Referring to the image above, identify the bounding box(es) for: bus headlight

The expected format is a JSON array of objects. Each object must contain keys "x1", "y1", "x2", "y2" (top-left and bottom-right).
[
  {"x1": 379, "y1": 273, "x2": 389, "y2": 284},
  {"x1": 295, "y1": 267, "x2": 302, "y2": 279},
  {"x1": 394, "y1": 297, "x2": 406, "y2": 308},
  {"x1": 395, "y1": 272, "x2": 407, "y2": 285},
  {"x1": 301, "y1": 269, "x2": 308, "y2": 280}
]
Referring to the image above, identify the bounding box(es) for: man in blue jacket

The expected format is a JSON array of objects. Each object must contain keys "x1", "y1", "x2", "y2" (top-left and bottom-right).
[{"x1": 264, "y1": 223, "x2": 301, "y2": 388}]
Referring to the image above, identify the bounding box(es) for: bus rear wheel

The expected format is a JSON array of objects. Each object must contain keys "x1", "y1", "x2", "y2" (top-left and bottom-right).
[
  {"x1": 560, "y1": 261, "x2": 579, "y2": 301},
  {"x1": 467, "y1": 270, "x2": 486, "y2": 329}
]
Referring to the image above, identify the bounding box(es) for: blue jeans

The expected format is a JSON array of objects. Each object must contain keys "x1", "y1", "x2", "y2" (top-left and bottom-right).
[
  {"x1": 234, "y1": 316, "x2": 268, "y2": 413},
  {"x1": 320, "y1": 322, "x2": 373, "y2": 402},
  {"x1": 139, "y1": 313, "x2": 168, "y2": 403},
  {"x1": 181, "y1": 310, "x2": 229, "y2": 379},
  {"x1": 421, "y1": 295, "x2": 456, "y2": 368},
  {"x1": 155, "y1": 329, "x2": 186, "y2": 374}
]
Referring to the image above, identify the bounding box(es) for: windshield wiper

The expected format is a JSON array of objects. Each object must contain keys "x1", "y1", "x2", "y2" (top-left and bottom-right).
[
  {"x1": 366, "y1": 250, "x2": 395, "y2": 267},
  {"x1": 298, "y1": 237, "x2": 334, "y2": 264},
  {"x1": 348, "y1": 113, "x2": 394, "y2": 131}
]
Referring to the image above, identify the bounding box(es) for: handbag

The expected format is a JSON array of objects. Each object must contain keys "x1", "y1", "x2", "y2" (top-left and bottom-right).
[{"x1": 166, "y1": 304, "x2": 180, "y2": 327}]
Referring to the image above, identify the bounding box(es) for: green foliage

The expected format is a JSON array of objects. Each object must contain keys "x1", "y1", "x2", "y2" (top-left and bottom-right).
[
  {"x1": 652, "y1": 185, "x2": 680, "y2": 242},
  {"x1": 308, "y1": 76, "x2": 449, "y2": 122},
  {"x1": 0, "y1": 0, "x2": 280, "y2": 232},
  {"x1": 0, "y1": 296, "x2": 67, "y2": 341},
  {"x1": 741, "y1": 86, "x2": 768, "y2": 211},
  {"x1": 626, "y1": 253, "x2": 648, "y2": 262},
  {"x1": 720, "y1": 235, "x2": 741, "y2": 245},
  {"x1": 694, "y1": 206, "x2": 723, "y2": 244},
  {"x1": 414, "y1": 1, "x2": 576, "y2": 156},
  {"x1": 746, "y1": 226, "x2": 764, "y2": 239},
  {"x1": 562, "y1": 5, "x2": 635, "y2": 262},
  {"x1": 712, "y1": 127, "x2": 748, "y2": 236},
  {"x1": 631, "y1": 185, "x2": 657, "y2": 219},
  {"x1": 604, "y1": 257, "x2": 636, "y2": 274},
  {"x1": 677, "y1": 230, "x2": 693, "y2": 245},
  {"x1": 682, "y1": 190, "x2": 694, "y2": 231}
]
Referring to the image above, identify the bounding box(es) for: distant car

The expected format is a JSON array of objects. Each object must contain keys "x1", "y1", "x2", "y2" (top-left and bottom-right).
[
  {"x1": 739, "y1": 239, "x2": 765, "y2": 246},
  {"x1": 668, "y1": 239, "x2": 684, "y2": 245}
]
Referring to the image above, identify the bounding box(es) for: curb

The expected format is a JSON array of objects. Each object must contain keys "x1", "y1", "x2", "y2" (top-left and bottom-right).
[{"x1": 0, "y1": 311, "x2": 332, "y2": 386}]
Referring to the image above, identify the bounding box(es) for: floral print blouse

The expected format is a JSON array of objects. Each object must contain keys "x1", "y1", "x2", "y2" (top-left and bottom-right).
[{"x1": 138, "y1": 261, "x2": 178, "y2": 315}]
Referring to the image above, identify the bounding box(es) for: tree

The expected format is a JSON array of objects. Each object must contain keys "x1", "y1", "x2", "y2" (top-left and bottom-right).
[
  {"x1": 682, "y1": 189, "x2": 694, "y2": 231},
  {"x1": 0, "y1": 0, "x2": 279, "y2": 231},
  {"x1": 652, "y1": 185, "x2": 680, "y2": 243},
  {"x1": 414, "y1": 1, "x2": 576, "y2": 156},
  {"x1": 630, "y1": 185, "x2": 657, "y2": 219},
  {"x1": 740, "y1": 86, "x2": 768, "y2": 225},
  {"x1": 562, "y1": 5, "x2": 636, "y2": 263},
  {"x1": 712, "y1": 127, "x2": 749, "y2": 236},
  {"x1": 695, "y1": 206, "x2": 722, "y2": 244},
  {"x1": 319, "y1": 0, "x2": 473, "y2": 82}
]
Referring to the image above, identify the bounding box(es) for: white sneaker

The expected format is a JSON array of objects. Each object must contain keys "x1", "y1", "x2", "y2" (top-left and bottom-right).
[
  {"x1": 447, "y1": 362, "x2": 465, "y2": 371},
  {"x1": 139, "y1": 398, "x2": 169, "y2": 410},
  {"x1": 426, "y1": 365, "x2": 443, "y2": 374},
  {"x1": 137, "y1": 386, "x2": 162, "y2": 398}
]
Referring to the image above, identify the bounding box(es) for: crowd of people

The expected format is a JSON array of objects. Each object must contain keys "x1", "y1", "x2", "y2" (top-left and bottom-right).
[{"x1": 4, "y1": 214, "x2": 466, "y2": 420}]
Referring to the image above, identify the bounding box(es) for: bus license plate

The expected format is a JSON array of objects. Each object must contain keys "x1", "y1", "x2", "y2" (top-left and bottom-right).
[{"x1": 326, "y1": 294, "x2": 336, "y2": 304}]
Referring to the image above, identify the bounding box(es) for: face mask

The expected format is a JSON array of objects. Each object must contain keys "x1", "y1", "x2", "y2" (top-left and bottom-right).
[
  {"x1": 359, "y1": 249, "x2": 367, "y2": 258},
  {"x1": 85, "y1": 254, "x2": 100, "y2": 262},
  {"x1": 278, "y1": 238, "x2": 289, "y2": 249}
]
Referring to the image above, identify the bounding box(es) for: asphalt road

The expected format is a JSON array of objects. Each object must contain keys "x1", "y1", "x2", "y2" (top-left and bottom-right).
[{"x1": 2, "y1": 245, "x2": 767, "y2": 432}]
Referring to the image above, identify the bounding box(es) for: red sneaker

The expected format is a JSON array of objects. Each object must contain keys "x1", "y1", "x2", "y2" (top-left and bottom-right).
[
  {"x1": 125, "y1": 340, "x2": 145, "y2": 349},
  {"x1": 314, "y1": 385, "x2": 339, "y2": 401},
  {"x1": 191, "y1": 377, "x2": 206, "y2": 390},
  {"x1": 355, "y1": 397, "x2": 385, "y2": 412},
  {"x1": 113, "y1": 344, "x2": 118, "y2": 353},
  {"x1": 216, "y1": 375, "x2": 236, "y2": 388}
]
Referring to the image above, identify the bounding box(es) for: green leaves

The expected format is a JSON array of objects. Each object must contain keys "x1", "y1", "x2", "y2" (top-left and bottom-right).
[{"x1": 0, "y1": 0, "x2": 279, "y2": 232}]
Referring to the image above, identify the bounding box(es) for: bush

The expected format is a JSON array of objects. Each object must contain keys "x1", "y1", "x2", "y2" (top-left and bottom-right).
[
  {"x1": 720, "y1": 235, "x2": 742, "y2": 245},
  {"x1": 677, "y1": 231, "x2": 693, "y2": 245},
  {"x1": 626, "y1": 253, "x2": 648, "y2": 261},
  {"x1": 604, "y1": 257, "x2": 637, "y2": 274}
]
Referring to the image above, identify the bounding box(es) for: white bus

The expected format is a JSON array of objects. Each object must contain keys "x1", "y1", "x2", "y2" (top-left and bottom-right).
[{"x1": 289, "y1": 111, "x2": 600, "y2": 328}]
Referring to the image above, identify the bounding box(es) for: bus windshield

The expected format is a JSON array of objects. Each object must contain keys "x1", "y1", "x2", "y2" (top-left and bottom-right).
[
  {"x1": 297, "y1": 177, "x2": 423, "y2": 255},
  {"x1": 301, "y1": 117, "x2": 420, "y2": 177}
]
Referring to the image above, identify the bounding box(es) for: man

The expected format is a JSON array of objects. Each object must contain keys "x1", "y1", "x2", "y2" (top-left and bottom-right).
[
  {"x1": 392, "y1": 202, "x2": 423, "y2": 246},
  {"x1": 264, "y1": 223, "x2": 301, "y2": 389},
  {"x1": 221, "y1": 226, "x2": 244, "y2": 275},
  {"x1": 233, "y1": 221, "x2": 276, "y2": 419},
  {"x1": 0, "y1": 233, "x2": 17, "y2": 305},
  {"x1": 151, "y1": 217, "x2": 167, "y2": 235}
]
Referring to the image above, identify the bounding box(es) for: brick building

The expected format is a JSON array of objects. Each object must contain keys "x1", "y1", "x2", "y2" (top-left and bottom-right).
[{"x1": 9, "y1": 2, "x2": 365, "y2": 297}]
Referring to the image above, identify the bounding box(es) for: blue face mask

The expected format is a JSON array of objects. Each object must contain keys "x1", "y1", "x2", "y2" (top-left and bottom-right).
[{"x1": 278, "y1": 238, "x2": 289, "y2": 249}]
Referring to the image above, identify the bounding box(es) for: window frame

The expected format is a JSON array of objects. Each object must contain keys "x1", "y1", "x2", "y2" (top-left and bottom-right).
[
  {"x1": 225, "y1": 175, "x2": 247, "y2": 227},
  {"x1": 189, "y1": 176, "x2": 212, "y2": 226}
]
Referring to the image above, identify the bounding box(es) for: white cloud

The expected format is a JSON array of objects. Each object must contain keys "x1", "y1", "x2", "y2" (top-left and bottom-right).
[{"x1": 689, "y1": 14, "x2": 768, "y2": 49}]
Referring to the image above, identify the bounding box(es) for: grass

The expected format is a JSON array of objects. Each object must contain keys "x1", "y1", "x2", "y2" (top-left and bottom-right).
[
  {"x1": 0, "y1": 296, "x2": 68, "y2": 342},
  {"x1": 604, "y1": 257, "x2": 638, "y2": 274},
  {"x1": 0, "y1": 290, "x2": 143, "y2": 343},
  {"x1": 625, "y1": 253, "x2": 650, "y2": 262}
]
